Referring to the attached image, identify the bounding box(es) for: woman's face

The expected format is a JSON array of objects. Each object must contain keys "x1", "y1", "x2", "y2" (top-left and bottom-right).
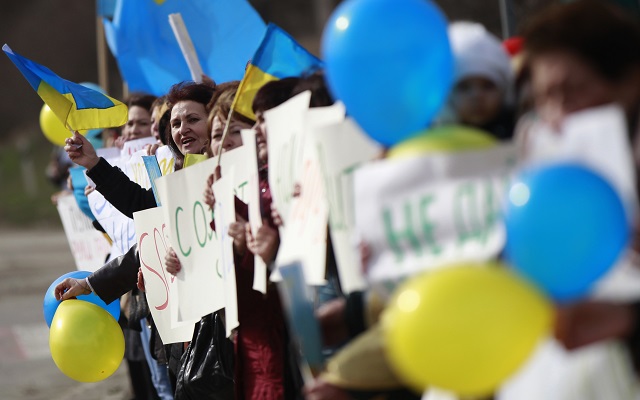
[
  {"x1": 150, "y1": 106, "x2": 161, "y2": 141},
  {"x1": 531, "y1": 51, "x2": 618, "y2": 128},
  {"x1": 450, "y1": 76, "x2": 503, "y2": 127},
  {"x1": 209, "y1": 115, "x2": 252, "y2": 156},
  {"x1": 253, "y1": 111, "x2": 268, "y2": 165},
  {"x1": 122, "y1": 105, "x2": 152, "y2": 141},
  {"x1": 170, "y1": 100, "x2": 209, "y2": 155}
]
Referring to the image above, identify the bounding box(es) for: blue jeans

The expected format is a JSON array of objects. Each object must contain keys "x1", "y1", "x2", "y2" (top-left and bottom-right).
[{"x1": 140, "y1": 320, "x2": 174, "y2": 400}]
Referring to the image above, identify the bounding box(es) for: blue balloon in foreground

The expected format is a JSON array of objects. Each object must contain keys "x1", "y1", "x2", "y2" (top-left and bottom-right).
[
  {"x1": 322, "y1": 0, "x2": 453, "y2": 147},
  {"x1": 43, "y1": 270, "x2": 120, "y2": 327},
  {"x1": 504, "y1": 163, "x2": 629, "y2": 302}
]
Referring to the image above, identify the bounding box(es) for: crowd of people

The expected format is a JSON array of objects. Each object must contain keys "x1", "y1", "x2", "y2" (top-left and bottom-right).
[{"x1": 42, "y1": 0, "x2": 640, "y2": 399}]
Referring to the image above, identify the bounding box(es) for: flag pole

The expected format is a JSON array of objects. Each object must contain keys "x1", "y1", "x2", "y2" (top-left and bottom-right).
[
  {"x1": 216, "y1": 107, "x2": 235, "y2": 166},
  {"x1": 96, "y1": 15, "x2": 109, "y2": 92},
  {"x1": 499, "y1": 0, "x2": 516, "y2": 39}
]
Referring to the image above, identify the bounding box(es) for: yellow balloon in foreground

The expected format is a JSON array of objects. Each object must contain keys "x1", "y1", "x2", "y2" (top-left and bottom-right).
[
  {"x1": 382, "y1": 264, "x2": 551, "y2": 397},
  {"x1": 387, "y1": 125, "x2": 497, "y2": 159},
  {"x1": 49, "y1": 300, "x2": 124, "y2": 383}
]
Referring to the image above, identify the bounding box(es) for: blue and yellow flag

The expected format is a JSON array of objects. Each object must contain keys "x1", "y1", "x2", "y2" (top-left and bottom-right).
[
  {"x1": 232, "y1": 24, "x2": 324, "y2": 120},
  {"x1": 3, "y1": 44, "x2": 127, "y2": 130},
  {"x1": 103, "y1": 0, "x2": 265, "y2": 96}
]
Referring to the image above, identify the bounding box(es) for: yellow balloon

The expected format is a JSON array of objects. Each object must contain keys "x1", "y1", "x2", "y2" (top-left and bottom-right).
[
  {"x1": 387, "y1": 125, "x2": 497, "y2": 159},
  {"x1": 39, "y1": 104, "x2": 71, "y2": 146},
  {"x1": 39, "y1": 105, "x2": 87, "y2": 146},
  {"x1": 49, "y1": 300, "x2": 125, "y2": 383},
  {"x1": 382, "y1": 264, "x2": 551, "y2": 397}
]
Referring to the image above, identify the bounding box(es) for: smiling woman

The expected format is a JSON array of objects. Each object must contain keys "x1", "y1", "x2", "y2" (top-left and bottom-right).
[{"x1": 165, "y1": 82, "x2": 217, "y2": 169}]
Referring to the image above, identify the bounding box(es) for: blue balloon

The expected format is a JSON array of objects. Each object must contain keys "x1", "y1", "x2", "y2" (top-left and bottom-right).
[
  {"x1": 504, "y1": 164, "x2": 629, "y2": 302},
  {"x1": 322, "y1": 0, "x2": 453, "y2": 147},
  {"x1": 43, "y1": 270, "x2": 120, "y2": 327}
]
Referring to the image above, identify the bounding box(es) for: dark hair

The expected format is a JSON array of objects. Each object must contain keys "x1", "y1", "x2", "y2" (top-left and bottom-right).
[
  {"x1": 522, "y1": 0, "x2": 640, "y2": 83},
  {"x1": 158, "y1": 108, "x2": 170, "y2": 146},
  {"x1": 291, "y1": 70, "x2": 334, "y2": 108},
  {"x1": 208, "y1": 81, "x2": 255, "y2": 129},
  {"x1": 126, "y1": 92, "x2": 157, "y2": 112},
  {"x1": 166, "y1": 82, "x2": 216, "y2": 111},
  {"x1": 252, "y1": 77, "x2": 301, "y2": 114},
  {"x1": 151, "y1": 95, "x2": 167, "y2": 113},
  {"x1": 165, "y1": 82, "x2": 216, "y2": 167}
]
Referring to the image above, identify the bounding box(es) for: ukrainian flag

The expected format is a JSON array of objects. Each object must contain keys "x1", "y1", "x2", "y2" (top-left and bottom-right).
[
  {"x1": 3, "y1": 44, "x2": 127, "y2": 130},
  {"x1": 232, "y1": 24, "x2": 323, "y2": 120}
]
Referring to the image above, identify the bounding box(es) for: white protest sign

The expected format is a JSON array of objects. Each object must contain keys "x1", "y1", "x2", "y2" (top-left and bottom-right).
[
  {"x1": 155, "y1": 160, "x2": 223, "y2": 322},
  {"x1": 270, "y1": 102, "x2": 346, "y2": 285},
  {"x1": 134, "y1": 207, "x2": 195, "y2": 343},
  {"x1": 212, "y1": 170, "x2": 239, "y2": 337},
  {"x1": 155, "y1": 145, "x2": 176, "y2": 176},
  {"x1": 313, "y1": 118, "x2": 382, "y2": 292},
  {"x1": 355, "y1": 144, "x2": 517, "y2": 282},
  {"x1": 275, "y1": 135, "x2": 329, "y2": 285},
  {"x1": 124, "y1": 149, "x2": 152, "y2": 189},
  {"x1": 120, "y1": 137, "x2": 157, "y2": 162},
  {"x1": 154, "y1": 149, "x2": 255, "y2": 322},
  {"x1": 265, "y1": 91, "x2": 311, "y2": 228},
  {"x1": 87, "y1": 188, "x2": 137, "y2": 260},
  {"x1": 240, "y1": 130, "x2": 267, "y2": 294},
  {"x1": 97, "y1": 146, "x2": 120, "y2": 160},
  {"x1": 520, "y1": 104, "x2": 637, "y2": 220},
  {"x1": 56, "y1": 194, "x2": 111, "y2": 271}
]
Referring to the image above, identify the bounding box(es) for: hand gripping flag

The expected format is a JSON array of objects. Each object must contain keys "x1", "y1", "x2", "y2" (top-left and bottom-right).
[
  {"x1": 3, "y1": 44, "x2": 127, "y2": 131},
  {"x1": 232, "y1": 24, "x2": 324, "y2": 120}
]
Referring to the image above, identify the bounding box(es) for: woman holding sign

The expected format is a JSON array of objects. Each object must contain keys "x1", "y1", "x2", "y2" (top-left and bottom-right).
[{"x1": 60, "y1": 81, "x2": 219, "y2": 396}]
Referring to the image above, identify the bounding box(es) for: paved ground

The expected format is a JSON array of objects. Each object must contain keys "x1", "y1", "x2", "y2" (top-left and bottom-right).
[{"x1": 0, "y1": 229, "x2": 131, "y2": 400}]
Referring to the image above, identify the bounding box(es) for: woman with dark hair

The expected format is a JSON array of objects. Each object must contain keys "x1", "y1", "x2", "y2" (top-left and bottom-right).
[
  {"x1": 112, "y1": 92, "x2": 157, "y2": 150},
  {"x1": 208, "y1": 81, "x2": 255, "y2": 156},
  {"x1": 150, "y1": 95, "x2": 169, "y2": 144}
]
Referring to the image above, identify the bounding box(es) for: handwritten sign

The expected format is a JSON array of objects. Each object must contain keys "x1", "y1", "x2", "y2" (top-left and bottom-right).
[
  {"x1": 240, "y1": 130, "x2": 267, "y2": 294},
  {"x1": 213, "y1": 170, "x2": 239, "y2": 337},
  {"x1": 275, "y1": 136, "x2": 329, "y2": 285},
  {"x1": 313, "y1": 118, "x2": 382, "y2": 292},
  {"x1": 265, "y1": 91, "x2": 311, "y2": 228},
  {"x1": 124, "y1": 149, "x2": 152, "y2": 189},
  {"x1": 155, "y1": 160, "x2": 224, "y2": 322},
  {"x1": 134, "y1": 207, "x2": 195, "y2": 343},
  {"x1": 154, "y1": 148, "x2": 259, "y2": 321},
  {"x1": 87, "y1": 188, "x2": 137, "y2": 260},
  {"x1": 155, "y1": 145, "x2": 176, "y2": 176},
  {"x1": 120, "y1": 137, "x2": 157, "y2": 162},
  {"x1": 56, "y1": 194, "x2": 111, "y2": 271},
  {"x1": 355, "y1": 144, "x2": 517, "y2": 283}
]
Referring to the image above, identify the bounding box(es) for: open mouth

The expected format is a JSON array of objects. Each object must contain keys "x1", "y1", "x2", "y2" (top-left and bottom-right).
[{"x1": 182, "y1": 137, "x2": 196, "y2": 146}]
